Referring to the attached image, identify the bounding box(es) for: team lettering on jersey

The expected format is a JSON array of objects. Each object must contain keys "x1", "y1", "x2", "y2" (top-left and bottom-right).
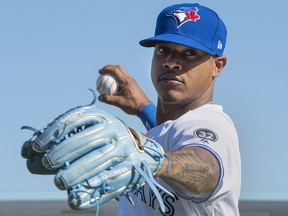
[{"x1": 134, "y1": 187, "x2": 179, "y2": 216}]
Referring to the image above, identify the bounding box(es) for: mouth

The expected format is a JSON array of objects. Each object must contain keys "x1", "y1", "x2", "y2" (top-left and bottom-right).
[{"x1": 158, "y1": 74, "x2": 183, "y2": 85}]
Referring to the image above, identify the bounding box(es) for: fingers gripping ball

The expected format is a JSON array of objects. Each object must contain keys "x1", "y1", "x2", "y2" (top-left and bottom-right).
[
  {"x1": 21, "y1": 90, "x2": 172, "y2": 215},
  {"x1": 96, "y1": 73, "x2": 119, "y2": 95}
]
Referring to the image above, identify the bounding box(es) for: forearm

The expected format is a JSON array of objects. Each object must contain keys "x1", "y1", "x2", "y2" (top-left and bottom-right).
[{"x1": 156, "y1": 147, "x2": 220, "y2": 198}]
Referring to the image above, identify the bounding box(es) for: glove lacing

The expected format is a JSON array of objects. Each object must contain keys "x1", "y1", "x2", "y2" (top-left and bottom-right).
[{"x1": 69, "y1": 148, "x2": 172, "y2": 216}]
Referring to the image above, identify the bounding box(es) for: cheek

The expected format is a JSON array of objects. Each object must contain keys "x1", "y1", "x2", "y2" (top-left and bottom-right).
[
  {"x1": 151, "y1": 71, "x2": 157, "y2": 89},
  {"x1": 151, "y1": 57, "x2": 160, "y2": 88},
  {"x1": 186, "y1": 68, "x2": 213, "y2": 91}
]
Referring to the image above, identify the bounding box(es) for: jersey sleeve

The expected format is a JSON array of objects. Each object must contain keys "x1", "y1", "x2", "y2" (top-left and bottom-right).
[{"x1": 164, "y1": 113, "x2": 239, "y2": 203}]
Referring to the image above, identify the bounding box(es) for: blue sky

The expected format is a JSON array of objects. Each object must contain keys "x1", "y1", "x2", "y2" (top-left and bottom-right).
[{"x1": 1, "y1": 0, "x2": 287, "y2": 201}]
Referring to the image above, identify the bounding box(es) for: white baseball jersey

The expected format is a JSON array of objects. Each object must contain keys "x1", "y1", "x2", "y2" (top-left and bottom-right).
[{"x1": 118, "y1": 104, "x2": 241, "y2": 216}]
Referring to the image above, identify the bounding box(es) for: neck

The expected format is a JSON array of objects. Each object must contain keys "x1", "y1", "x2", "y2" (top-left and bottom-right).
[
  {"x1": 156, "y1": 86, "x2": 214, "y2": 125},
  {"x1": 156, "y1": 99, "x2": 213, "y2": 125}
]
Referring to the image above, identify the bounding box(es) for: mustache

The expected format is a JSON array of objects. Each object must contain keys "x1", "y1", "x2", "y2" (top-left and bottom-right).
[{"x1": 158, "y1": 72, "x2": 183, "y2": 82}]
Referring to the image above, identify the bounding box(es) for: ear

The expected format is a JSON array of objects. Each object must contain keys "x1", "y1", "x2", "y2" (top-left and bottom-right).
[{"x1": 213, "y1": 56, "x2": 227, "y2": 77}]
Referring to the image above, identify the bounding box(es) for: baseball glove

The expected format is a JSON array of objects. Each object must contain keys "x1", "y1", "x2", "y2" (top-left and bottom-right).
[{"x1": 21, "y1": 90, "x2": 172, "y2": 214}]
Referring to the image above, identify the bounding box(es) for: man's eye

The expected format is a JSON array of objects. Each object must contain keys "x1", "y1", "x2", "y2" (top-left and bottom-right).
[
  {"x1": 157, "y1": 46, "x2": 168, "y2": 53},
  {"x1": 185, "y1": 50, "x2": 197, "y2": 56}
]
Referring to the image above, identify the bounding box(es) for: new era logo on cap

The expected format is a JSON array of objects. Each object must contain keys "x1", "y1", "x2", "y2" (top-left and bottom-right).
[{"x1": 140, "y1": 3, "x2": 227, "y2": 56}]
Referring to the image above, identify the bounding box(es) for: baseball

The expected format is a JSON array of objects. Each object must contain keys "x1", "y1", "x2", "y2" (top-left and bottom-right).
[{"x1": 96, "y1": 73, "x2": 119, "y2": 95}]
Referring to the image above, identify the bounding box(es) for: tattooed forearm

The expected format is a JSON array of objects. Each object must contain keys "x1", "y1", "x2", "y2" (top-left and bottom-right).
[
  {"x1": 174, "y1": 164, "x2": 213, "y2": 190},
  {"x1": 157, "y1": 147, "x2": 220, "y2": 197}
]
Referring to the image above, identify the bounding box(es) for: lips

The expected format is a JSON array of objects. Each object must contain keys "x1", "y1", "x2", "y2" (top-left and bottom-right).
[{"x1": 158, "y1": 73, "x2": 183, "y2": 84}]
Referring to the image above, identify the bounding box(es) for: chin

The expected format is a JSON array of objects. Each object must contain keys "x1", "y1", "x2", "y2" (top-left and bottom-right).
[{"x1": 159, "y1": 94, "x2": 180, "y2": 104}]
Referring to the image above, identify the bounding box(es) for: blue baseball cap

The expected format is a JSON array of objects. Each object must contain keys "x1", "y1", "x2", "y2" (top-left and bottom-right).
[{"x1": 139, "y1": 3, "x2": 227, "y2": 56}]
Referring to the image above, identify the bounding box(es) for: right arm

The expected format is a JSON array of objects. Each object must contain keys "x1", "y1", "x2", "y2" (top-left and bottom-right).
[{"x1": 98, "y1": 65, "x2": 156, "y2": 129}]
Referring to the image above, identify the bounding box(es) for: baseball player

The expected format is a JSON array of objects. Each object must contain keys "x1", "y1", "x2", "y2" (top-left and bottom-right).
[
  {"x1": 98, "y1": 3, "x2": 241, "y2": 216},
  {"x1": 21, "y1": 3, "x2": 241, "y2": 216}
]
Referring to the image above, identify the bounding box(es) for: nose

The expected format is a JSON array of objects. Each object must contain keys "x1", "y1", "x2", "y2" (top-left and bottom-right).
[{"x1": 163, "y1": 55, "x2": 182, "y2": 70}]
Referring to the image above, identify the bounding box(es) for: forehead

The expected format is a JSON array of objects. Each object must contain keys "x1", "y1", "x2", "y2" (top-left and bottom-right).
[{"x1": 155, "y1": 42, "x2": 207, "y2": 54}]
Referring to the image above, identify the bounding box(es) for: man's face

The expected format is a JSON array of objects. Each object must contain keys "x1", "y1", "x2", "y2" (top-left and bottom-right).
[{"x1": 151, "y1": 42, "x2": 217, "y2": 105}]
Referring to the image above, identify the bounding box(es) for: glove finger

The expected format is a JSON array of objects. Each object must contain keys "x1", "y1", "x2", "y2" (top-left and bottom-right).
[
  {"x1": 21, "y1": 141, "x2": 34, "y2": 159},
  {"x1": 67, "y1": 161, "x2": 139, "y2": 210},
  {"x1": 21, "y1": 140, "x2": 56, "y2": 174},
  {"x1": 26, "y1": 154, "x2": 57, "y2": 175},
  {"x1": 31, "y1": 105, "x2": 118, "y2": 153},
  {"x1": 53, "y1": 140, "x2": 127, "y2": 190},
  {"x1": 42, "y1": 121, "x2": 127, "y2": 169}
]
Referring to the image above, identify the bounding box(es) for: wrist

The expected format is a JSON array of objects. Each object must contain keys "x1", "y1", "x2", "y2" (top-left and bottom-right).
[
  {"x1": 155, "y1": 150, "x2": 171, "y2": 177},
  {"x1": 137, "y1": 103, "x2": 157, "y2": 130}
]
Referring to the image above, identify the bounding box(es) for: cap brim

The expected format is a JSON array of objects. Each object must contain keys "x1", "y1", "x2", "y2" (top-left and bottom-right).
[{"x1": 139, "y1": 34, "x2": 216, "y2": 56}]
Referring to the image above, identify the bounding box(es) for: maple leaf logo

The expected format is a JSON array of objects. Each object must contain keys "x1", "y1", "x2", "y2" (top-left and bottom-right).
[{"x1": 186, "y1": 10, "x2": 200, "y2": 21}]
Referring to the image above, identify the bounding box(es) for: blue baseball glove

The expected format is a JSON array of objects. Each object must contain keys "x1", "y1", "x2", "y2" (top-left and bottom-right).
[{"x1": 21, "y1": 90, "x2": 172, "y2": 214}]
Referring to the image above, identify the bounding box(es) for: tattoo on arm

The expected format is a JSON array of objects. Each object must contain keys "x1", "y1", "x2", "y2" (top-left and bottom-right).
[
  {"x1": 160, "y1": 147, "x2": 220, "y2": 197},
  {"x1": 174, "y1": 163, "x2": 213, "y2": 189}
]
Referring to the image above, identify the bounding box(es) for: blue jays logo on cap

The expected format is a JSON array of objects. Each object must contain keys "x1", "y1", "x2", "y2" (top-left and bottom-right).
[
  {"x1": 167, "y1": 7, "x2": 200, "y2": 28},
  {"x1": 139, "y1": 3, "x2": 227, "y2": 56}
]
